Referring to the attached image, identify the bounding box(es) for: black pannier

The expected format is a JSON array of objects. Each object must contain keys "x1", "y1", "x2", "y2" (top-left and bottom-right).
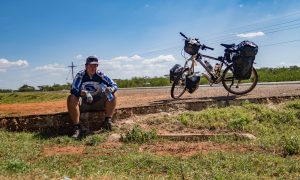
[
  {"x1": 184, "y1": 39, "x2": 200, "y2": 55},
  {"x1": 186, "y1": 74, "x2": 200, "y2": 93},
  {"x1": 233, "y1": 41, "x2": 258, "y2": 80},
  {"x1": 170, "y1": 64, "x2": 183, "y2": 82}
]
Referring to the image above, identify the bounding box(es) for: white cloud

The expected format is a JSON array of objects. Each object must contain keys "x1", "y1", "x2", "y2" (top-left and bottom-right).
[
  {"x1": 237, "y1": 31, "x2": 265, "y2": 38},
  {"x1": 34, "y1": 63, "x2": 68, "y2": 73},
  {"x1": 130, "y1": 54, "x2": 143, "y2": 60},
  {"x1": 112, "y1": 56, "x2": 130, "y2": 61},
  {"x1": 0, "y1": 58, "x2": 29, "y2": 68},
  {"x1": 75, "y1": 54, "x2": 84, "y2": 60},
  {"x1": 142, "y1": 55, "x2": 175, "y2": 65},
  {"x1": 0, "y1": 58, "x2": 29, "y2": 72},
  {"x1": 100, "y1": 54, "x2": 177, "y2": 79}
]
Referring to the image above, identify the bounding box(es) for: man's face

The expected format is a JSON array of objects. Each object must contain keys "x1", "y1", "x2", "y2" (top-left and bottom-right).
[{"x1": 86, "y1": 64, "x2": 98, "y2": 75}]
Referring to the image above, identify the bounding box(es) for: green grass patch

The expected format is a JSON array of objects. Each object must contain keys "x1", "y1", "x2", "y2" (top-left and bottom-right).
[
  {"x1": 0, "y1": 100, "x2": 300, "y2": 178},
  {"x1": 0, "y1": 131, "x2": 299, "y2": 179},
  {"x1": 257, "y1": 66, "x2": 300, "y2": 82},
  {"x1": 0, "y1": 92, "x2": 68, "y2": 104},
  {"x1": 177, "y1": 100, "x2": 300, "y2": 149},
  {"x1": 121, "y1": 125, "x2": 157, "y2": 144}
]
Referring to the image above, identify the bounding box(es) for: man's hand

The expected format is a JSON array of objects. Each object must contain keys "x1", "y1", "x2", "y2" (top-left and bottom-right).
[
  {"x1": 86, "y1": 92, "x2": 93, "y2": 103},
  {"x1": 105, "y1": 87, "x2": 113, "y2": 94}
]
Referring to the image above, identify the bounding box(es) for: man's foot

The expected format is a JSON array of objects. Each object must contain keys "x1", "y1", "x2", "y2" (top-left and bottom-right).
[
  {"x1": 72, "y1": 128, "x2": 83, "y2": 140},
  {"x1": 103, "y1": 117, "x2": 112, "y2": 131}
]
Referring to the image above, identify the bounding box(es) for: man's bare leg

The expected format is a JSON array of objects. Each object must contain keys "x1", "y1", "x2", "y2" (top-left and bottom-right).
[
  {"x1": 105, "y1": 95, "x2": 117, "y2": 117},
  {"x1": 103, "y1": 95, "x2": 117, "y2": 130},
  {"x1": 67, "y1": 94, "x2": 83, "y2": 139},
  {"x1": 67, "y1": 94, "x2": 80, "y2": 124}
]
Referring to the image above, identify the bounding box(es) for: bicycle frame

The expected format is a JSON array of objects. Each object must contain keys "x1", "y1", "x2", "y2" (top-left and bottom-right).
[{"x1": 183, "y1": 52, "x2": 231, "y2": 83}]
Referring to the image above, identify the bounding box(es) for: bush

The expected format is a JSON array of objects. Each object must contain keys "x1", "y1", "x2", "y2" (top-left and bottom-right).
[
  {"x1": 4, "y1": 159, "x2": 29, "y2": 173},
  {"x1": 121, "y1": 125, "x2": 157, "y2": 143},
  {"x1": 280, "y1": 135, "x2": 299, "y2": 156},
  {"x1": 228, "y1": 116, "x2": 250, "y2": 131}
]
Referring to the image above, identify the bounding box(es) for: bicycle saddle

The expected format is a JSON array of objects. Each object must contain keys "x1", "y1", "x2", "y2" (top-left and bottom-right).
[{"x1": 220, "y1": 43, "x2": 235, "y2": 49}]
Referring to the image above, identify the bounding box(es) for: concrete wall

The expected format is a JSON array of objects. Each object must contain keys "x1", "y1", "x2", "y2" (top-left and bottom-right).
[{"x1": 0, "y1": 95, "x2": 299, "y2": 135}]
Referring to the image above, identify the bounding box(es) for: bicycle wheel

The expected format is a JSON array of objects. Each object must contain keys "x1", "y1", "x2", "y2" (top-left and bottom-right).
[
  {"x1": 221, "y1": 64, "x2": 258, "y2": 95},
  {"x1": 171, "y1": 69, "x2": 189, "y2": 99}
]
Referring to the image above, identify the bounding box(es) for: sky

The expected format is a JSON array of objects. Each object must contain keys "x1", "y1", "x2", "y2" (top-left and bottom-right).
[{"x1": 0, "y1": 0, "x2": 300, "y2": 89}]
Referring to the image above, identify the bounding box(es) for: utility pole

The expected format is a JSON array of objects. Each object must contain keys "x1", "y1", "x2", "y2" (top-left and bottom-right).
[{"x1": 68, "y1": 61, "x2": 77, "y2": 81}]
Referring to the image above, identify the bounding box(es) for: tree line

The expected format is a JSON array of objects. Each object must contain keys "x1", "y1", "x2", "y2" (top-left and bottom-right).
[{"x1": 0, "y1": 66, "x2": 299, "y2": 92}]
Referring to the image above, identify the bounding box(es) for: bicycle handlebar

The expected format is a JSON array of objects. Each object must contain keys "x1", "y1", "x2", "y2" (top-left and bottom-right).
[
  {"x1": 179, "y1": 32, "x2": 188, "y2": 39},
  {"x1": 202, "y1": 44, "x2": 214, "y2": 51},
  {"x1": 180, "y1": 32, "x2": 214, "y2": 51}
]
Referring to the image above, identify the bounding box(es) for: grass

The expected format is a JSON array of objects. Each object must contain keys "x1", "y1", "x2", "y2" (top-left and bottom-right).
[
  {"x1": 0, "y1": 130, "x2": 299, "y2": 179},
  {"x1": 121, "y1": 125, "x2": 157, "y2": 144},
  {"x1": 177, "y1": 100, "x2": 300, "y2": 149},
  {"x1": 0, "y1": 100, "x2": 299, "y2": 178},
  {"x1": 0, "y1": 92, "x2": 68, "y2": 104}
]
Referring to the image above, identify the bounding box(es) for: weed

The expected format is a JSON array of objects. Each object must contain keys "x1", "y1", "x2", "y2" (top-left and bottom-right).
[
  {"x1": 121, "y1": 125, "x2": 157, "y2": 143},
  {"x1": 4, "y1": 159, "x2": 29, "y2": 173},
  {"x1": 84, "y1": 134, "x2": 106, "y2": 146},
  {"x1": 280, "y1": 135, "x2": 299, "y2": 156},
  {"x1": 228, "y1": 116, "x2": 250, "y2": 131},
  {"x1": 286, "y1": 100, "x2": 300, "y2": 110}
]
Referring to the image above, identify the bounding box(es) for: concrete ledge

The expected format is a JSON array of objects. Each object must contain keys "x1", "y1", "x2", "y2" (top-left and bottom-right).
[{"x1": 0, "y1": 95, "x2": 299, "y2": 134}]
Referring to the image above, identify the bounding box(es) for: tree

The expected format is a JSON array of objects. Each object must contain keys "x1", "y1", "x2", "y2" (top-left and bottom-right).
[{"x1": 18, "y1": 84, "x2": 35, "y2": 92}]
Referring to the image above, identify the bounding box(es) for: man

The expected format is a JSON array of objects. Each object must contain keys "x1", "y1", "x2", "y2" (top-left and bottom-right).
[{"x1": 67, "y1": 56, "x2": 118, "y2": 139}]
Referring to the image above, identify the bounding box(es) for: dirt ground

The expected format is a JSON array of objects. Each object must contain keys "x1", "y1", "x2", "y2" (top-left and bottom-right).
[
  {"x1": 42, "y1": 141, "x2": 265, "y2": 157},
  {"x1": 0, "y1": 83, "x2": 299, "y2": 116}
]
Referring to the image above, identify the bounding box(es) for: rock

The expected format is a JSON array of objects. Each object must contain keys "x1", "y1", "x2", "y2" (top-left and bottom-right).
[
  {"x1": 107, "y1": 133, "x2": 121, "y2": 142},
  {"x1": 239, "y1": 133, "x2": 256, "y2": 140}
]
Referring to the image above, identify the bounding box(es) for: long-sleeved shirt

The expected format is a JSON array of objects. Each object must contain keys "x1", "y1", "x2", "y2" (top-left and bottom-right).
[{"x1": 70, "y1": 70, "x2": 118, "y2": 98}]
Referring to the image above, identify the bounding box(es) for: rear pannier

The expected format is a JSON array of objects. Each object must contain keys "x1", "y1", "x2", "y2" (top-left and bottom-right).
[
  {"x1": 170, "y1": 64, "x2": 183, "y2": 82},
  {"x1": 233, "y1": 41, "x2": 258, "y2": 80}
]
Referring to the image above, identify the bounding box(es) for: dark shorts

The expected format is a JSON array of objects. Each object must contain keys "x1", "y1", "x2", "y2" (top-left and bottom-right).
[{"x1": 79, "y1": 93, "x2": 107, "y2": 113}]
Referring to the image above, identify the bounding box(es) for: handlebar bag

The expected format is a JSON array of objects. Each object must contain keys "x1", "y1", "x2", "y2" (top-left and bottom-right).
[{"x1": 184, "y1": 39, "x2": 200, "y2": 55}]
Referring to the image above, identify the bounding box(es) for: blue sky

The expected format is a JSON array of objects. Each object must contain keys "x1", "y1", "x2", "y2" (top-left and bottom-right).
[{"x1": 0, "y1": 0, "x2": 300, "y2": 89}]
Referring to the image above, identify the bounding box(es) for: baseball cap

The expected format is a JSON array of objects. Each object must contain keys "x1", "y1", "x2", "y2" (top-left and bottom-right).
[{"x1": 85, "y1": 56, "x2": 99, "y2": 65}]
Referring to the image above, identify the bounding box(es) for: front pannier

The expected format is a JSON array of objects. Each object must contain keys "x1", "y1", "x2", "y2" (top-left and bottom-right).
[
  {"x1": 186, "y1": 74, "x2": 200, "y2": 93},
  {"x1": 233, "y1": 41, "x2": 258, "y2": 80},
  {"x1": 170, "y1": 64, "x2": 183, "y2": 82}
]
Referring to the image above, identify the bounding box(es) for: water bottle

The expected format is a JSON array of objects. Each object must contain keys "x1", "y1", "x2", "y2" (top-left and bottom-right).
[
  {"x1": 100, "y1": 83, "x2": 114, "y2": 101},
  {"x1": 204, "y1": 60, "x2": 213, "y2": 72},
  {"x1": 214, "y1": 63, "x2": 221, "y2": 76}
]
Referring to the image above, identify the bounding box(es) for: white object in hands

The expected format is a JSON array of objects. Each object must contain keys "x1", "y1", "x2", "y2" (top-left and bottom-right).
[{"x1": 86, "y1": 92, "x2": 93, "y2": 103}]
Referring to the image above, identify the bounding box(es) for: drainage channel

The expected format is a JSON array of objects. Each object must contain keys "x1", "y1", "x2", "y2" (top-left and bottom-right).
[{"x1": 0, "y1": 95, "x2": 299, "y2": 134}]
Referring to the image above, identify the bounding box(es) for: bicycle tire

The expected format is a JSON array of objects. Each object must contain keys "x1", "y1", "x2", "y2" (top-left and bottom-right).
[
  {"x1": 171, "y1": 69, "x2": 188, "y2": 99},
  {"x1": 221, "y1": 64, "x2": 258, "y2": 95}
]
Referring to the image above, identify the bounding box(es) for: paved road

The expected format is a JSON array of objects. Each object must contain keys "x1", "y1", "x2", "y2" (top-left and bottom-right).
[{"x1": 116, "y1": 82, "x2": 300, "y2": 108}]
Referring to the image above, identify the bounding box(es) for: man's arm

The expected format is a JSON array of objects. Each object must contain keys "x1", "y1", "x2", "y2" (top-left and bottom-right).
[
  {"x1": 70, "y1": 71, "x2": 84, "y2": 97},
  {"x1": 97, "y1": 71, "x2": 118, "y2": 93}
]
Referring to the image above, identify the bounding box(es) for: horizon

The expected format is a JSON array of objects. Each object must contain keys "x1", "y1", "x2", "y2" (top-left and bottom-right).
[{"x1": 1, "y1": 0, "x2": 300, "y2": 89}]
